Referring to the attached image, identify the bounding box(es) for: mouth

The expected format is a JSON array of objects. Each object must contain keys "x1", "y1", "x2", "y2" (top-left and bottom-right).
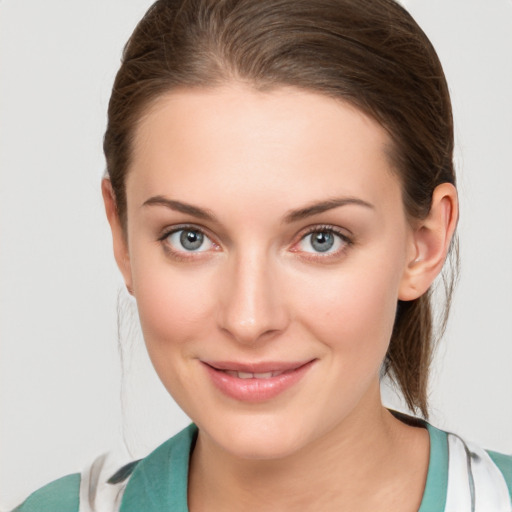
[
  {"x1": 221, "y1": 369, "x2": 288, "y2": 379},
  {"x1": 201, "y1": 359, "x2": 316, "y2": 402},
  {"x1": 205, "y1": 360, "x2": 311, "y2": 377}
]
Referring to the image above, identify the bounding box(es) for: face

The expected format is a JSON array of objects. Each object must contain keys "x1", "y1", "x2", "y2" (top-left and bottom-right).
[{"x1": 118, "y1": 85, "x2": 418, "y2": 460}]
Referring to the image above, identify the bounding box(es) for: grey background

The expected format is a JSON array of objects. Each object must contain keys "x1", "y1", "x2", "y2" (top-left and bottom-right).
[{"x1": 1, "y1": 0, "x2": 511, "y2": 507}]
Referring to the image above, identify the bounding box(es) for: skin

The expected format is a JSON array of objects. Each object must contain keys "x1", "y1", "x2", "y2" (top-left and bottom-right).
[{"x1": 103, "y1": 84, "x2": 458, "y2": 511}]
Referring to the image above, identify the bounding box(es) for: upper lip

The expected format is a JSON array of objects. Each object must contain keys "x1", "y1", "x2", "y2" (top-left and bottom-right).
[{"x1": 202, "y1": 360, "x2": 315, "y2": 373}]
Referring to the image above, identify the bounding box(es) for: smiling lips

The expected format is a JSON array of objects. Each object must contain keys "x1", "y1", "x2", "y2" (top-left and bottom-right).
[{"x1": 202, "y1": 360, "x2": 315, "y2": 402}]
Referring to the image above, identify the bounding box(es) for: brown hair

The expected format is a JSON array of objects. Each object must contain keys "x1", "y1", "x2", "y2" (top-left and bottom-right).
[{"x1": 104, "y1": 0, "x2": 458, "y2": 418}]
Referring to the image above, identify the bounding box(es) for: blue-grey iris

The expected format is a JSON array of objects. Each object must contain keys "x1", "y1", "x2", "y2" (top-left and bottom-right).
[
  {"x1": 311, "y1": 232, "x2": 334, "y2": 252},
  {"x1": 180, "y1": 230, "x2": 204, "y2": 250}
]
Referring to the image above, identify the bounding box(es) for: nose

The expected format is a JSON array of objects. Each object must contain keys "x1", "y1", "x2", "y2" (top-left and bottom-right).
[{"x1": 216, "y1": 249, "x2": 289, "y2": 346}]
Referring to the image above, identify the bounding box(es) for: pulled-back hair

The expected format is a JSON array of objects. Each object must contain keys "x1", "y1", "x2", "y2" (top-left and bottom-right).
[{"x1": 104, "y1": 0, "x2": 458, "y2": 418}]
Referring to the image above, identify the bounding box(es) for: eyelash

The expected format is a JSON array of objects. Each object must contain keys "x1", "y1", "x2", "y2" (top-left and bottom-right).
[{"x1": 157, "y1": 224, "x2": 353, "y2": 261}]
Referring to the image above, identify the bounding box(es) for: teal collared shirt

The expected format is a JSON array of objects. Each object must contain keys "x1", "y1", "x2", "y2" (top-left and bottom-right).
[{"x1": 12, "y1": 422, "x2": 512, "y2": 512}]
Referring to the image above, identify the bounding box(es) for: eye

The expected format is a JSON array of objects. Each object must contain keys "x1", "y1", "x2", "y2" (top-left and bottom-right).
[
  {"x1": 164, "y1": 228, "x2": 215, "y2": 253},
  {"x1": 297, "y1": 228, "x2": 350, "y2": 255}
]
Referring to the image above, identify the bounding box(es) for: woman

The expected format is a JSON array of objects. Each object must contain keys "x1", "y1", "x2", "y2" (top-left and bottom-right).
[{"x1": 11, "y1": 0, "x2": 512, "y2": 510}]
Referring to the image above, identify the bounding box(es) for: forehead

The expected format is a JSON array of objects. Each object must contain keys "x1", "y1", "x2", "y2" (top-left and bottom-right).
[{"x1": 128, "y1": 84, "x2": 401, "y2": 213}]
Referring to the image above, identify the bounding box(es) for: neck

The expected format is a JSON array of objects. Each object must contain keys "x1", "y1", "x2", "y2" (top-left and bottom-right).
[{"x1": 188, "y1": 389, "x2": 429, "y2": 512}]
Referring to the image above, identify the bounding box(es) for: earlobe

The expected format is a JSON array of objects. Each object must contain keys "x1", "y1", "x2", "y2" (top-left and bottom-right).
[
  {"x1": 399, "y1": 183, "x2": 458, "y2": 301},
  {"x1": 101, "y1": 178, "x2": 134, "y2": 294}
]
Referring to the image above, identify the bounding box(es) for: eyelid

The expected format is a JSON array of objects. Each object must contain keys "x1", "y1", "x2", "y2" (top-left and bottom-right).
[
  {"x1": 301, "y1": 224, "x2": 352, "y2": 239},
  {"x1": 297, "y1": 224, "x2": 353, "y2": 245},
  {"x1": 158, "y1": 223, "x2": 213, "y2": 241}
]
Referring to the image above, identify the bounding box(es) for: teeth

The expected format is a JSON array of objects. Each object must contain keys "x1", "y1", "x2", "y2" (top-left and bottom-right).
[
  {"x1": 254, "y1": 372, "x2": 273, "y2": 379},
  {"x1": 222, "y1": 370, "x2": 283, "y2": 379}
]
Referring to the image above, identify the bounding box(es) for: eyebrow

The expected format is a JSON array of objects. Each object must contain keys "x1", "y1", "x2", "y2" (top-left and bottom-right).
[
  {"x1": 142, "y1": 195, "x2": 374, "y2": 223},
  {"x1": 283, "y1": 197, "x2": 374, "y2": 223},
  {"x1": 142, "y1": 196, "x2": 217, "y2": 221}
]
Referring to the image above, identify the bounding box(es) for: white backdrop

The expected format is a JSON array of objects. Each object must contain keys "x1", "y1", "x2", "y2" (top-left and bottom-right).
[{"x1": 1, "y1": 0, "x2": 511, "y2": 508}]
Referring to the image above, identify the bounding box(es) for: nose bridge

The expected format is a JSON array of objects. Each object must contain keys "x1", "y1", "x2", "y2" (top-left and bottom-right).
[{"x1": 217, "y1": 245, "x2": 287, "y2": 344}]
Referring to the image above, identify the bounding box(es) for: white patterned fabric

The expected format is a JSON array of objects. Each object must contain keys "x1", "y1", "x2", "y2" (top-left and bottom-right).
[
  {"x1": 79, "y1": 453, "x2": 130, "y2": 512},
  {"x1": 445, "y1": 434, "x2": 511, "y2": 512}
]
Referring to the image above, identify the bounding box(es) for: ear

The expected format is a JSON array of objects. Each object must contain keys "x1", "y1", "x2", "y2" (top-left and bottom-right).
[
  {"x1": 399, "y1": 183, "x2": 458, "y2": 301},
  {"x1": 101, "y1": 178, "x2": 134, "y2": 295}
]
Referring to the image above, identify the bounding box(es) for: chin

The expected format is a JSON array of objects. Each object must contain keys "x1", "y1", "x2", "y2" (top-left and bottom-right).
[
  {"x1": 220, "y1": 433, "x2": 307, "y2": 461},
  {"x1": 197, "y1": 412, "x2": 317, "y2": 461}
]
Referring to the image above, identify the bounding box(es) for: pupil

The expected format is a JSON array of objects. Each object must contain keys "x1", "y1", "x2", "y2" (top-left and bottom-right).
[
  {"x1": 311, "y1": 232, "x2": 334, "y2": 252},
  {"x1": 180, "y1": 230, "x2": 203, "y2": 250}
]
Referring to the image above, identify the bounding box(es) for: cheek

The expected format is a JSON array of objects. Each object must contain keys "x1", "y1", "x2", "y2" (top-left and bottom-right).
[
  {"x1": 131, "y1": 254, "x2": 216, "y2": 352},
  {"x1": 131, "y1": 259, "x2": 219, "y2": 407},
  {"x1": 293, "y1": 257, "x2": 401, "y2": 365}
]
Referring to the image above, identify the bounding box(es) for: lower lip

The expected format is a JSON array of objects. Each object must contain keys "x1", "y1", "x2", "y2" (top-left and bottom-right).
[{"x1": 203, "y1": 361, "x2": 315, "y2": 402}]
